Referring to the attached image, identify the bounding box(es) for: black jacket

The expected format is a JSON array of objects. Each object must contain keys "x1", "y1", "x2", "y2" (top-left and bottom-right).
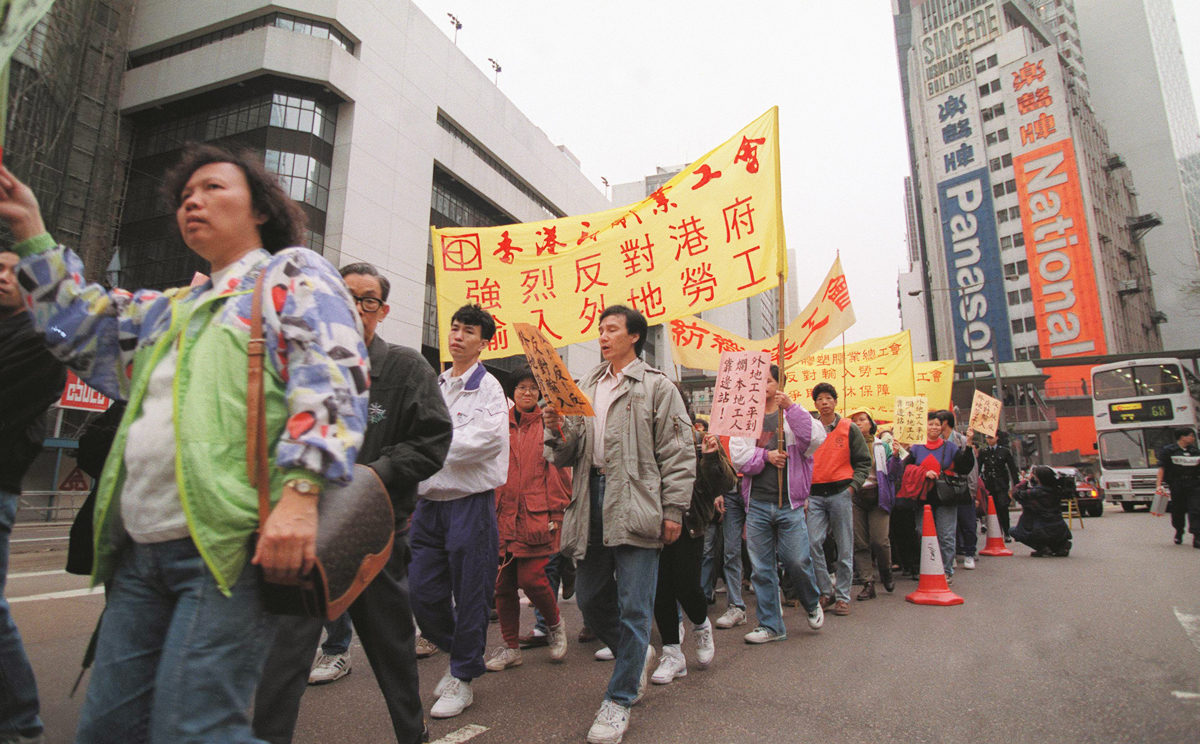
[
  {"x1": 359, "y1": 336, "x2": 453, "y2": 526},
  {"x1": 978, "y1": 444, "x2": 1019, "y2": 493},
  {"x1": 684, "y1": 445, "x2": 737, "y2": 539},
  {"x1": 0, "y1": 312, "x2": 66, "y2": 493}
]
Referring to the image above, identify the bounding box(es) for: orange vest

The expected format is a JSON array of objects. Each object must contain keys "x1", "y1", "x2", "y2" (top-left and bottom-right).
[{"x1": 812, "y1": 417, "x2": 855, "y2": 484}]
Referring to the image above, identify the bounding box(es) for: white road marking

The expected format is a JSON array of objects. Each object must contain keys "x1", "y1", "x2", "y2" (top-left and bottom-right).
[
  {"x1": 9, "y1": 587, "x2": 104, "y2": 603},
  {"x1": 10, "y1": 536, "x2": 70, "y2": 543},
  {"x1": 430, "y1": 724, "x2": 490, "y2": 744},
  {"x1": 1173, "y1": 607, "x2": 1200, "y2": 701},
  {"x1": 8, "y1": 569, "x2": 67, "y2": 579}
]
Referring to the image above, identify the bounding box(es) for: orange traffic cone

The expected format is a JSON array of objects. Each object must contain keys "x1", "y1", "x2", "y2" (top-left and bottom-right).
[
  {"x1": 906, "y1": 505, "x2": 964, "y2": 606},
  {"x1": 979, "y1": 495, "x2": 1014, "y2": 557}
]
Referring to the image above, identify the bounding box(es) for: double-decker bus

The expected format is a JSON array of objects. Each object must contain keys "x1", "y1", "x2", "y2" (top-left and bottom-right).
[{"x1": 1092, "y1": 359, "x2": 1200, "y2": 510}]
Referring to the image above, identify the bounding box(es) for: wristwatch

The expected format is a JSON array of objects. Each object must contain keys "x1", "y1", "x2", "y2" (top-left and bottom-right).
[{"x1": 285, "y1": 478, "x2": 320, "y2": 496}]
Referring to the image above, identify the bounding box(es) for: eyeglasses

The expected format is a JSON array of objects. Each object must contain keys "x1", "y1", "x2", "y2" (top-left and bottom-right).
[
  {"x1": 351, "y1": 295, "x2": 383, "y2": 312},
  {"x1": 514, "y1": 385, "x2": 540, "y2": 396}
]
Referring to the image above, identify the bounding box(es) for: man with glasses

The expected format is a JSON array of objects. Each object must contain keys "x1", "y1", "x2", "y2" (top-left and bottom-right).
[{"x1": 254, "y1": 262, "x2": 453, "y2": 744}]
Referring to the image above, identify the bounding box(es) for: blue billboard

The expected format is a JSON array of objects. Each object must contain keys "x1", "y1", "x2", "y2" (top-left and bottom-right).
[{"x1": 937, "y1": 167, "x2": 1013, "y2": 364}]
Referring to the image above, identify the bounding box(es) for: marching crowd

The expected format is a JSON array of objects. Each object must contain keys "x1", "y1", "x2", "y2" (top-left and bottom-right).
[{"x1": 0, "y1": 144, "x2": 1085, "y2": 744}]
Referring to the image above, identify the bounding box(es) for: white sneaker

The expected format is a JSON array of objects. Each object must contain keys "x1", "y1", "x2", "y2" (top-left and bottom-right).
[
  {"x1": 693, "y1": 619, "x2": 714, "y2": 668},
  {"x1": 715, "y1": 606, "x2": 747, "y2": 629},
  {"x1": 430, "y1": 677, "x2": 473, "y2": 718},
  {"x1": 595, "y1": 646, "x2": 614, "y2": 661},
  {"x1": 651, "y1": 646, "x2": 687, "y2": 684},
  {"x1": 964, "y1": 556, "x2": 977, "y2": 570},
  {"x1": 807, "y1": 603, "x2": 825, "y2": 630},
  {"x1": 743, "y1": 626, "x2": 787, "y2": 644},
  {"x1": 433, "y1": 669, "x2": 454, "y2": 697},
  {"x1": 307, "y1": 653, "x2": 351, "y2": 685},
  {"x1": 548, "y1": 620, "x2": 568, "y2": 662},
  {"x1": 484, "y1": 646, "x2": 522, "y2": 672},
  {"x1": 586, "y1": 699, "x2": 631, "y2": 744},
  {"x1": 630, "y1": 646, "x2": 656, "y2": 705}
]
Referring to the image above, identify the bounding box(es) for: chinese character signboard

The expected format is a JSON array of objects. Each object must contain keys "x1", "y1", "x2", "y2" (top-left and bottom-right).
[
  {"x1": 968, "y1": 389, "x2": 1001, "y2": 438},
  {"x1": 1000, "y1": 47, "x2": 1106, "y2": 362},
  {"x1": 432, "y1": 107, "x2": 786, "y2": 361},
  {"x1": 513, "y1": 323, "x2": 594, "y2": 416},
  {"x1": 924, "y1": 85, "x2": 987, "y2": 181},
  {"x1": 893, "y1": 395, "x2": 929, "y2": 445},
  {"x1": 58, "y1": 370, "x2": 111, "y2": 412},
  {"x1": 708, "y1": 350, "x2": 771, "y2": 438},
  {"x1": 918, "y1": 0, "x2": 1001, "y2": 99},
  {"x1": 914, "y1": 360, "x2": 955, "y2": 411},
  {"x1": 668, "y1": 257, "x2": 855, "y2": 371}
]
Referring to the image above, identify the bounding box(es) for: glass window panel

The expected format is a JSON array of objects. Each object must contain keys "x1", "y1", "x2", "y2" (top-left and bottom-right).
[
  {"x1": 264, "y1": 150, "x2": 280, "y2": 172},
  {"x1": 317, "y1": 187, "x2": 328, "y2": 211},
  {"x1": 311, "y1": 26, "x2": 329, "y2": 39},
  {"x1": 275, "y1": 17, "x2": 294, "y2": 31},
  {"x1": 270, "y1": 102, "x2": 285, "y2": 127},
  {"x1": 284, "y1": 107, "x2": 300, "y2": 130},
  {"x1": 298, "y1": 109, "x2": 315, "y2": 134},
  {"x1": 290, "y1": 179, "x2": 306, "y2": 202}
]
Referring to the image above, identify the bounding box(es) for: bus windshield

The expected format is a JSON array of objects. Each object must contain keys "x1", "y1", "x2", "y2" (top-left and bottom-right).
[
  {"x1": 1098, "y1": 427, "x2": 1176, "y2": 470},
  {"x1": 1093, "y1": 363, "x2": 1184, "y2": 401}
]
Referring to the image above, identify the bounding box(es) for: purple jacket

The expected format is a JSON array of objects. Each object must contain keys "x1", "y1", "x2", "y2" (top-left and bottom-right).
[{"x1": 729, "y1": 405, "x2": 826, "y2": 510}]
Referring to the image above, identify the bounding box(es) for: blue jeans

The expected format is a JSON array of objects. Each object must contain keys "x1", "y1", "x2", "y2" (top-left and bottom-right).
[
  {"x1": 915, "y1": 505, "x2": 959, "y2": 576},
  {"x1": 76, "y1": 537, "x2": 280, "y2": 744},
  {"x1": 955, "y1": 503, "x2": 978, "y2": 558},
  {"x1": 321, "y1": 612, "x2": 353, "y2": 656},
  {"x1": 807, "y1": 489, "x2": 855, "y2": 603},
  {"x1": 699, "y1": 520, "x2": 721, "y2": 600},
  {"x1": 721, "y1": 491, "x2": 747, "y2": 609},
  {"x1": 745, "y1": 499, "x2": 821, "y2": 636},
  {"x1": 0, "y1": 490, "x2": 42, "y2": 739},
  {"x1": 533, "y1": 553, "x2": 565, "y2": 635},
  {"x1": 575, "y1": 473, "x2": 659, "y2": 708}
]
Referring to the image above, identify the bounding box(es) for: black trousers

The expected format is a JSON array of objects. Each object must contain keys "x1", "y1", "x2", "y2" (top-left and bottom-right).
[
  {"x1": 890, "y1": 504, "x2": 920, "y2": 574},
  {"x1": 253, "y1": 535, "x2": 423, "y2": 744},
  {"x1": 654, "y1": 530, "x2": 708, "y2": 646},
  {"x1": 1170, "y1": 482, "x2": 1200, "y2": 535}
]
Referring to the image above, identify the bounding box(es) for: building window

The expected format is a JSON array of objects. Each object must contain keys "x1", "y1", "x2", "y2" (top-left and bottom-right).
[
  {"x1": 979, "y1": 83, "x2": 990, "y2": 98},
  {"x1": 990, "y1": 157, "x2": 1002, "y2": 172},
  {"x1": 986, "y1": 132, "x2": 998, "y2": 146},
  {"x1": 128, "y1": 11, "x2": 354, "y2": 68},
  {"x1": 1002, "y1": 153, "x2": 1013, "y2": 167},
  {"x1": 997, "y1": 128, "x2": 1009, "y2": 142},
  {"x1": 1006, "y1": 179, "x2": 1017, "y2": 194},
  {"x1": 1001, "y1": 236, "x2": 1013, "y2": 249},
  {"x1": 976, "y1": 60, "x2": 988, "y2": 74},
  {"x1": 1020, "y1": 287, "x2": 1033, "y2": 303},
  {"x1": 1008, "y1": 290, "x2": 1021, "y2": 306},
  {"x1": 987, "y1": 54, "x2": 998, "y2": 68},
  {"x1": 1013, "y1": 232, "x2": 1025, "y2": 247},
  {"x1": 264, "y1": 150, "x2": 330, "y2": 210},
  {"x1": 994, "y1": 183, "x2": 1006, "y2": 199},
  {"x1": 1009, "y1": 206, "x2": 1022, "y2": 220},
  {"x1": 997, "y1": 209, "x2": 1009, "y2": 223}
]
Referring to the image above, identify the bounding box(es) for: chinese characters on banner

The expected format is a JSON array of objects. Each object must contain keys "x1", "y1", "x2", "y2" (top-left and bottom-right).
[
  {"x1": 968, "y1": 389, "x2": 1001, "y2": 438},
  {"x1": 58, "y1": 370, "x2": 111, "y2": 412},
  {"x1": 432, "y1": 107, "x2": 786, "y2": 361},
  {"x1": 513, "y1": 323, "x2": 594, "y2": 416},
  {"x1": 914, "y1": 360, "x2": 955, "y2": 411},
  {"x1": 668, "y1": 257, "x2": 855, "y2": 371},
  {"x1": 892, "y1": 396, "x2": 929, "y2": 445},
  {"x1": 708, "y1": 350, "x2": 771, "y2": 438}
]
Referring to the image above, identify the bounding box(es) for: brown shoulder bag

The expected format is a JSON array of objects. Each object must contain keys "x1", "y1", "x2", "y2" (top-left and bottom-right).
[{"x1": 247, "y1": 270, "x2": 394, "y2": 620}]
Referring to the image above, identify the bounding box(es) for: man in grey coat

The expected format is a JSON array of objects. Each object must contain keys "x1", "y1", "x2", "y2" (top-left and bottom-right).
[{"x1": 543, "y1": 305, "x2": 695, "y2": 744}]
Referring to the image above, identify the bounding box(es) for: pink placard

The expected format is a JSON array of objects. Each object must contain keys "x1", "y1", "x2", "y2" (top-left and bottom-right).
[{"x1": 708, "y1": 350, "x2": 772, "y2": 438}]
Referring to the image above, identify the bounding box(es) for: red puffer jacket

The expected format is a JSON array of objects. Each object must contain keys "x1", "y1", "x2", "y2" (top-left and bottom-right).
[{"x1": 495, "y1": 406, "x2": 572, "y2": 557}]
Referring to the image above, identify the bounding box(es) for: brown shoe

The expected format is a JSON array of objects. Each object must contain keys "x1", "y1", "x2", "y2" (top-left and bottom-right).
[
  {"x1": 856, "y1": 582, "x2": 876, "y2": 601},
  {"x1": 782, "y1": 597, "x2": 800, "y2": 608},
  {"x1": 819, "y1": 595, "x2": 835, "y2": 611},
  {"x1": 833, "y1": 600, "x2": 850, "y2": 616},
  {"x1": 578, "y1": 625, "x2": 597, "y2": 643}
]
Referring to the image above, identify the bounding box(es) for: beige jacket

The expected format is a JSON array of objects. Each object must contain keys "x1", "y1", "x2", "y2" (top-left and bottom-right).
[{"x1": 545, "y1": 358, "x2": 696, "y2": 560}]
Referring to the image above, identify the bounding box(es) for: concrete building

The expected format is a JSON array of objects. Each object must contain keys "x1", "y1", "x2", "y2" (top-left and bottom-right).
[
  {"x1": 117, "y1": 0, "x2": 611, "y2": 372},
  {"x1": 1071, "y1": 0, "x2": 1200, "y2": 349},
  {"x1": 892, "y1": 0, "x2": 1163, "y2": 461}
]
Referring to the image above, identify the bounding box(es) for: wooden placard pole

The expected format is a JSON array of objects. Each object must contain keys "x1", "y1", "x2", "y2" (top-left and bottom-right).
[{"x1": 777, "y1": 270, "x2": 786, "y2": 507}]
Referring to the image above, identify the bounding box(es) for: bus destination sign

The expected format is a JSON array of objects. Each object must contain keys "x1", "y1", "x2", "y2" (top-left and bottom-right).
[{"x1": 1109, "y1": 398, "x2": 1174, "y2": 424}]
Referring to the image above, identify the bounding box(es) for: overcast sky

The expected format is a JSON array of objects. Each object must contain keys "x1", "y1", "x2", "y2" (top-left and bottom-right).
[{"x1": 411, "y1": 0, "x2": 1200, "y2": 344}]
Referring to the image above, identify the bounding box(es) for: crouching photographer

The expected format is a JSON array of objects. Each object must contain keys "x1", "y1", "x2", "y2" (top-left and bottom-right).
[{"x1": 1011, "y1": 466, "x2": 1073, "y2": 557}]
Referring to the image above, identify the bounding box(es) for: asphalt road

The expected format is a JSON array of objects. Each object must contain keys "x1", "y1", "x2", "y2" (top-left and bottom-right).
[{"x1": 10, "y1": 505, "x2": 1200, "y2": 744}]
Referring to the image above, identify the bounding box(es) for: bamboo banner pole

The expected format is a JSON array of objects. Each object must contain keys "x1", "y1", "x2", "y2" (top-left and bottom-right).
[{"x1": 776, "y1": 270, "x2": 786, "y2": 507}]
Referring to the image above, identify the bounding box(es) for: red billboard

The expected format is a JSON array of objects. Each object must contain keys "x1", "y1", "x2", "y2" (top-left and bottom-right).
[{"x1": 58, "y1": 370, "x2": 111, "y2": 412}]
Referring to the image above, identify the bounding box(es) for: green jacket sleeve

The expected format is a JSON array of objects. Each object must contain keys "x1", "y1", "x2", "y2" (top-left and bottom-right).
[
  {"x1": 848, "y1": 423, "x2": 873, "y2": 493},
  {"x1": 652, "y1": 377, "x2": 697, "y2": 523}
]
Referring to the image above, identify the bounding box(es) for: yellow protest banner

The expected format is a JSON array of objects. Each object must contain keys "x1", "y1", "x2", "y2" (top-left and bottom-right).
[
  {"x1": 668, "y1": 257, "x2": 855, "y2": 371},
  {"x1": 514, "y1": 323, "x2": 594, "y2": 416},
  {"x1": 893, "y1": 395, "x2": 929, "y2": 444},
  {"x1": 432, "y1": 107, "x2": 786, "y2": 361},
  {"x1": 781, "y1": 331, "x2": 916, "y2": 422},
  {"x1": 968, "y1": 389, "x2": 1001, "y2": 438},
  {"x1": 914, "y1": 360, "x2": 954, "y2": 411}
]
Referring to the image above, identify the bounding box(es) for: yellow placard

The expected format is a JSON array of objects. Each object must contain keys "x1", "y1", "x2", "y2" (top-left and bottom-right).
[
  {"x1": 968, "y1": 389, "x2": 1001, "y2": 438},
  {"x1": 668, "y1": 257, "x2": 855, "y2": 371},
  {"x1": 782, "y1": 331, "x2": 916, "y2": 423},
  {"x1": 892, "y1": 395, "x2": 929, "y2": 445},
  {"x1": 433, "y1": 107, "x2": 787, "y2": 361},
  {"x1": 514, "y1": 323, "x2": 594, "y2": 416},
  {"x1": 914, "y1": 360, "x2": 955, "y2": 411}
]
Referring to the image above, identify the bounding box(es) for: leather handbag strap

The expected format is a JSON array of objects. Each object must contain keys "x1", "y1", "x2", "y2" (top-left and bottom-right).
[{"x1": 247, "y1": 269, "x2": 271, "y2": 526}]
